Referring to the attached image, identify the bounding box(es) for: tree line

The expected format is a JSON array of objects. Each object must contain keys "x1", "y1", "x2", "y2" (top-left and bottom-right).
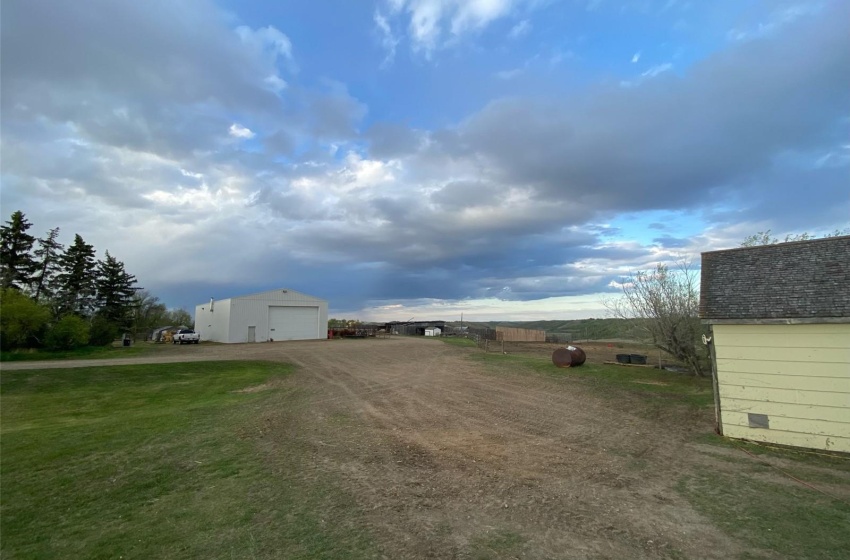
[{"x1": 0, "y1": 210, "x2": 189, "y2": 351}]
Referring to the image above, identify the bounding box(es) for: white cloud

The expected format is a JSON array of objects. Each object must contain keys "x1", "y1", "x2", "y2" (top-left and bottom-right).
[
  {"x1": 508, "y1": 19, "x2": 531, "y2": 39},
  {"x1": 641, "y1": 62, "x2": 672, "y2": 78},
  {"x1": 726, "y1": 3, "x2": 822, "y2": 42},
  {"x1": 235, "y1": 25, "x2": 293, "y2": 62},
  {"x1": 264, "y1": 74, "x2": 288, "y2": 93},
  {"x1": 388, "y1": 0, "x2": 537, "y2": 56},
  {"x1": 228, "y1": 123, "x2": 255, "y2": 139},
  {"x1": 495, "y1": 67, "x2": 523, "y2": 79},
  {"x1": 374, "y1": 11, "x2": 400, "y2": 68},
  {"x1": 631, "y1": 51, "x2": 641, "y2": 63}
]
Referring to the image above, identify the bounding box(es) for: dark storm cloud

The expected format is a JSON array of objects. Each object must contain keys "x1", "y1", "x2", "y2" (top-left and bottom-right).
[
  {"x1": 0, "y1": 0, "x2": 282, "y2": 116},
  {"x1": 2, "y1": 0, "x2": 848, "y2": 315},
  {"x1": 418, "y1": 1, "x2": 850, "y2": 214}
]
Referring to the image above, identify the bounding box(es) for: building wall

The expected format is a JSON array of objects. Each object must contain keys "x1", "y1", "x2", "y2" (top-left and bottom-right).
[
  {"x1": 227, "y1": 296, "x2": 328, "y2": 342},
  {"x1": 195, "y1": 298, "x2": 232, "y2": 343},
  {"x1": 495, "y1": 326, "x2": 546, "y2": 342},
  {"x1": 194, "y1": 289, "x2": 329, "y2": 343},
  {"x1": 713, "y1": 323, "x2": 850, "y2": 453}
]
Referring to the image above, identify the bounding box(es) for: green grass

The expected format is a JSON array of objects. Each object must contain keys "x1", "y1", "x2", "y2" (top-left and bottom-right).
[
  {"x1": 468, "y1": 351, "x2": 714, "y2": 407},
  {"x1": 1, "y1": 361, "x2": 379, "y2": 559},
  {"x1": 677, "y1": 468, "x2": 850, "y2": 560},
  {"x1": 469, "y1": 529, "x2": 527, "y2": 560},
  {"x1": 0, "y1": 344, "x2": 155, "y2": 362},
  {"x1": 437, "y1": 337, "x2": 478, "y2": 348}
]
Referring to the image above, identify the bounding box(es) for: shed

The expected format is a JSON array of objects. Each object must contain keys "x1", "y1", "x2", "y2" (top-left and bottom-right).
[
  {"x1": 700, "y1": 236, "x2": 850, "y2": 453},
  {"x1": 195, "y1": 288, "x2": 328, "y2": 343}
]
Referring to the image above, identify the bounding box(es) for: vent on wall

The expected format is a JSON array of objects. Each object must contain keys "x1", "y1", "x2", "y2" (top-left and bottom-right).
[{"x1": 748, "y1": 413, "x2": 770, "y2": 429}]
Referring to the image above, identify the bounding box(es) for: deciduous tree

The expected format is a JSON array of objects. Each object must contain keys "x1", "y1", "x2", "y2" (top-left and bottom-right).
[
  {"x1": 606, "y1": 261, "x2": 708, "y2": 376},
  {"x1": 0, "y1": 288, "x2": 51, "y2": 349}
]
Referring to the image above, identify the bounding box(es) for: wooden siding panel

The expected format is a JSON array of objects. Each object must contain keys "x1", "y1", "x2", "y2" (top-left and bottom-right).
[
  {"x1": 720, "y1": 398, "x2": 849, "y2": 423},
  {"x1": 721, "y1": 411, "x2": 850, "y2": 438},
  {"x1": 715, "y1": 323, "x2": 847, "y2": 334},
  {"x1": 718, "y1": 384, "x2": 850, "y2": 408},
  {"x1": 714, "y1": 332, "x2": 850, "y2": 349},
  {"x1": 721, "y1": 424, "x2": 850, "y2": 453},
  {"x1": 715, "y1": 346, "x2": 849, "y2": 363},
  {"x1": 717, "y1": 372, "x2": 850, "y2": 393},
  {"x1": 714, "y1": 359, "x2": 849, "y2": 378}
]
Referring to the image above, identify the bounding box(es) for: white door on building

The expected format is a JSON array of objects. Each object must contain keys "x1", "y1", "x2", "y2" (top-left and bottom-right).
[
  {"x1": 268, "y1": 306, "x2": 319, "y2": 340},
  {"x1": 247, "y1": 326, "x2": 256, "y2": 343}
]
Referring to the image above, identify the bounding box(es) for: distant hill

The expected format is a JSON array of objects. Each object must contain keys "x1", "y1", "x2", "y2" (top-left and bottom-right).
[{"x1": 451, "y1": 318, "x2": 646, "y2": 341}]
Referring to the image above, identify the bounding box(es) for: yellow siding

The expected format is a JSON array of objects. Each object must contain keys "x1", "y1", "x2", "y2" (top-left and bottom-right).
[
  {"x1": 713, "y1": 323, "x2": 850, "y2": 453},
  {"x1": 714, "y1": 359, "x2": 846, "y2": 377},
  {"x1": 718, "y1": 385, "x2": 849, "y2": 408}
]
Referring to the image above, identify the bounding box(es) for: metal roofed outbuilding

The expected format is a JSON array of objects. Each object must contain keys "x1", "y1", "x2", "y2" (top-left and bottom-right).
[{"x1": 195, "y1": 288, "x2": 329, "y2": 343}]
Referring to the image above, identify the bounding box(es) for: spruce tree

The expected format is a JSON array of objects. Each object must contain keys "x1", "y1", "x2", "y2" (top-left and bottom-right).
[
  {"x1": 55, "y1": 234, "x2": 98, "y2": 317},
  {"x1": 95, "y1": 251, "x2": 140, "y2": 328},
  {"x1": 0, "y1": 211, "x2": 38, "y2": 290},
  {"x1": 31, "y1": 227, "x2": 64, "y2": 303}
]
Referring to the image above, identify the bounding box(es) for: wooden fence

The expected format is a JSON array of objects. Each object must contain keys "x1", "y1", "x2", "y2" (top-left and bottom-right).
[{"x1": 494, "y1": 326, "x2": 546, "y2": 342}]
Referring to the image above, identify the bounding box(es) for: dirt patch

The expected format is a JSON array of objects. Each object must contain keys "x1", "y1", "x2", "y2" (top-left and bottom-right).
[{"x1": 13, "y1": 336, "x2": 839, "y2": 558}]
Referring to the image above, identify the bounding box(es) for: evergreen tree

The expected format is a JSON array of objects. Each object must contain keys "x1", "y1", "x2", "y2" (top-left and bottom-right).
[
  {"x1": 0, "y1": 210, "x2": 38, "y2": 290},
  {"x1": 95, "y1": 251, "x2": 140, "y2": 328},
  {"x1": 55, "y1": 234, "x2": 98, "y2": 317},
  {"x1": 31, "y1": 227, "x2": 64, "y2": 303}
]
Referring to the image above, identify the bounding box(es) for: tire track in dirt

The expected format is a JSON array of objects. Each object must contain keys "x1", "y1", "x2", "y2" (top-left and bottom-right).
[
  {"x1": 257, "y1": 339, "x2": 744, "y2": 559},
  {"x1": 6, "y1": 337, "x2": 745, "y2": 558}
]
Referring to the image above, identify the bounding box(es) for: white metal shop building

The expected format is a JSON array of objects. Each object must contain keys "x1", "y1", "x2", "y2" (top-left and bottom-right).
[{"x1": 195, "y1": 288, "x2": 328, "y2": 343}]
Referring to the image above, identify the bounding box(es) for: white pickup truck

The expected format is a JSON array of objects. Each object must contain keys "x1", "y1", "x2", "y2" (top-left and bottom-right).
[{"x1": 172, "y1": 329, "x2": 200, "y2": 344}]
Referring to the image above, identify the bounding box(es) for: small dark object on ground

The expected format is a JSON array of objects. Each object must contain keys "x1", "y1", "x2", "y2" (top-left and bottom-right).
[
  {"x1": 616, "y1": 354, "x2": 631, "y2": 364},
  {"x1": 629, "y1": 354, "x2": 647, "y2": 365}
]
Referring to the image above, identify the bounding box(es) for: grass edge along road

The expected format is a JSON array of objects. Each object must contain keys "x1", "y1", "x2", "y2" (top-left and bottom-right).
[{"x1": 0, "y1": 360, "x2": 379, "y2": 559}]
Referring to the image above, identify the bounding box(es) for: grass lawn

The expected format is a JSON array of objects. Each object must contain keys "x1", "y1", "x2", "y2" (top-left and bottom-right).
[
  {"x1": 0, "y1": 361, "x2": 378, "y2": 559},
  {"x1": 0, "y1": 344, "x2": 156, "y2": 362}
]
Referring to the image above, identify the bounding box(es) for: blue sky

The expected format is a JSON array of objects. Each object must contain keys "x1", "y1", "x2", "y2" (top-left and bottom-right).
[{"x1": 2, "y1": 0, "x2": 848, "y2": 321}]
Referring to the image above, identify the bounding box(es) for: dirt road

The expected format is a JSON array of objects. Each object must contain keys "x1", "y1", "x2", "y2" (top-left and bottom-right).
[{"x1": 0, "y1": 338, "x2": 801, "y2": 558}]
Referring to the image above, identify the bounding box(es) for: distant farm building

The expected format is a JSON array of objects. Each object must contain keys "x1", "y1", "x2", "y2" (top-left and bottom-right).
[
  {"x1": 195, "y1": 288, "x2": 328, "y2": 343},
  {"x1": 700, "y1": 236, "x2": 850, "y2": 453},
  {"x1": 385, "y1": 320, "x2": 447, "y2": 336}
]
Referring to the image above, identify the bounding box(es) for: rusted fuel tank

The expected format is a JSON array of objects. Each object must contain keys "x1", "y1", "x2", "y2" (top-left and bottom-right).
[{"x1": 552, "y1": 345, "x2": 587, "y2": 368}]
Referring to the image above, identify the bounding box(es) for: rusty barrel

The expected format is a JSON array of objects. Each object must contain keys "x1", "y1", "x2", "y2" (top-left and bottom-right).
[{"x1": 552, "y1": 345, "x2": 587, "y2": 368}]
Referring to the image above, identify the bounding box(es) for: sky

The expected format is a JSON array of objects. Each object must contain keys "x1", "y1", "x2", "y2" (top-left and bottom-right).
[{"x1": 1, "y1": 0, "x2": 848, "y2": 321}]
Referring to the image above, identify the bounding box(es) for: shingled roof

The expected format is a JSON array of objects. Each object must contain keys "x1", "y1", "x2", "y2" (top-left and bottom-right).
[{"x1": 699, "y1": 236, "x2": 850, "y2": 321}]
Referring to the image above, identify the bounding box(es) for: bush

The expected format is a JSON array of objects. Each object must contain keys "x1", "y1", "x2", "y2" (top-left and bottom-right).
[
  {"x1": 0, "y1": 289, "x2": 51, "y2": 350},
  {"x1": 89, "y1": 315, "x2": 119, "y2": 346},
  {"x1": 46, "y1": 315, "x2": 90, "y2": 350}
]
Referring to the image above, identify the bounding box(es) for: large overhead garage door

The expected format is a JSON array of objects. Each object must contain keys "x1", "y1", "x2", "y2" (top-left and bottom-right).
[{"x1": 268, "y1": 306, "x2": 319, "y2": 341}]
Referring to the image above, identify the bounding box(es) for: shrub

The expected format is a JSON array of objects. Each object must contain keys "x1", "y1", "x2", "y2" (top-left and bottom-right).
[
  {"x1": 89, "y1": 315, "x2": 119, "y2": 346},
  {"x1": 46, "y1": 315, "x2": 90, "y2": 350},
  {"x1": 0, "y1": 288, "x2": 51, "y2": 349}
]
